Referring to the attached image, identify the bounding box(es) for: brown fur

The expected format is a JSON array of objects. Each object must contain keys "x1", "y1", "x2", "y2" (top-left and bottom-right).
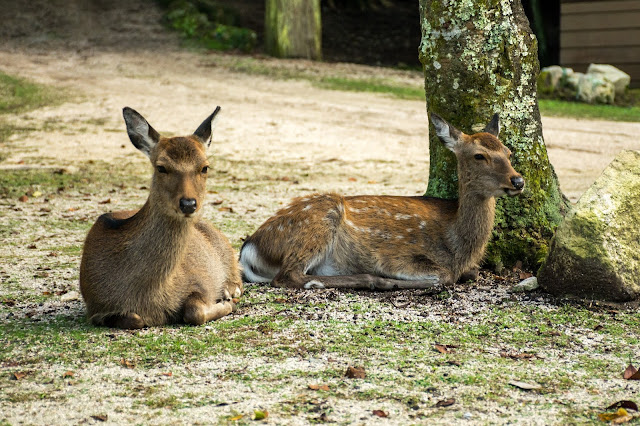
[
  {"x1": 239, "y1": 113, "x2": 524, "y2": 290},
  {"x1": 79, "y1": 107, "x2": 242, "y2": 328}
]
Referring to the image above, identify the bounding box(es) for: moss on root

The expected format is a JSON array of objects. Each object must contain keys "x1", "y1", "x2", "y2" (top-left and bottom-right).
[{"x1": 418, "y1": 0, "x2": 569, "y2": 269}]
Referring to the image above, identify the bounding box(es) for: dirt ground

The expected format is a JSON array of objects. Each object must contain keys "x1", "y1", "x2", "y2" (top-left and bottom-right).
[{"x1": 1, "y1": 1, "x2": 640, "y2": 424}]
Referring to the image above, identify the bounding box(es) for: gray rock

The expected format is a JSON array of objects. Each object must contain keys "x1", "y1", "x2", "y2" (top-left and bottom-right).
[
  {"x1": 510, "y1": 277, "x2": 539, "y2": 292},
  {"x1": 576, "y1": 74, "x2": 615, "y2": 104},
  {"x1": 539, "y1": 150, "x2": 640, "y2": 301},
  {"x1": 587, "y1": 63, "x2": 631, "y2": 95}
]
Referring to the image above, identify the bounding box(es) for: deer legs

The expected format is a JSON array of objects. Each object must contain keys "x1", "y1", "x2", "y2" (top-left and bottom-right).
[
  {"x1": 272, "y1": 271, "x2": 448, "y2": 291},
  {"x1": 183, "y1": 291, "x2": 235, "y2": 325}
]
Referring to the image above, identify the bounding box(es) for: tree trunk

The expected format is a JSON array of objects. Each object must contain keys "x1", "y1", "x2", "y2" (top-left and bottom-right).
[
  {"x1": 418, "y1": 0, "x2": 569, "y2": 269},
  {"x1": 265, "y1": 0, "x2": 322, "y2": 60}
]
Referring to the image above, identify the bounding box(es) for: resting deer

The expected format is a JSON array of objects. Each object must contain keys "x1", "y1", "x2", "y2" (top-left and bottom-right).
[
  {"x1": 239, "y1": 113, "x2": 524, "y2": 290},
  {"x1": 80, "y1": 107, "x2": 243, "y2": 328}
]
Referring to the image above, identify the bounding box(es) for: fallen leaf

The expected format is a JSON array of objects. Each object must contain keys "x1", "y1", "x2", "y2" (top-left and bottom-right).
[
  {"x1": 348, "y1": 177, "x2": 357, "y2": 182},
  {"x1": 435, "y1": 344, "x2": 456, "y2": 354},
  {"x1": 367, "y1": 180, "x2": 377, "y2": 184},
  {"x1": 27, "y1": 244, "x2": 37, "y2": 249},
  {"x1": 91, "y1": 414, "x2": 108, "y2": 422},
  {"x1": 372, "y1": 410, "x2": 388, "y2": 418},
  {"x1": 18, "y1": 195, "x2": 28, "y2": 202},
  {"x1": 161, "y1": 372, "x2": 172, "y2": 377},
  {"x1": 98, "y1": 198, "x2": 111, "y2": 204},
  {"x1": 435, "y1": 398, "x2": 455, "y2": 407},
  {"x1": 11, "y1": 372, "x2": 27, "y2": 380},
  {"x1": 345, "y1": 365, "x2": 366, "y2": 379},
  {"x1": 211, "y1": 200, "x2": 224, "y2": 205},
  {"x1": 446, "y1": 360, "x2": 462, "y2": 367},
  {"x1": 62, "y1": 371, "x2": 74, "y2": 378},
  {"x1": 607, "y1": 401, "x2": 639, "y2": 412},
  {"x1": 308, "y1": 384, "x2": 329, "y2": 391},
  {"x1": 229, "y1": 414, "x2": 244, "y2": 421},
  {"x1": 254, "y1": 410, "x2": 268, "y2": 420},
  {"x1": 120, "y1": 359, "x2": 135, "y2": 369},
  {"x1": 593, "y1": 324, "x2": 604, "y2": 331},
  {"x1": 32, "y1": 191, "x2": 42, "y2": 197},
  {"x1": 598, "y1": 408, "x2": 632, "y2": 423},
  {"x1": 508, "y1": 380, "x2": 541, "y2": 390},
  {"x1": 219, "y1": 206, "x2": 234, "y2": 213},
  {"x1": 623, "y1": 364, "x2": 640, "y2": 380}
]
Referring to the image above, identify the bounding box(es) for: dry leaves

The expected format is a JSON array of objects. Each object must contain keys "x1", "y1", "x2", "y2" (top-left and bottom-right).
[
  {"x1": 308, "y1": 384, "x2": 330, "y2": 391},
  {"x1": 11, "y1": 371, "x2": 27, "y2": 380},
  {"x1": 62, "y1": 371, "x2": 74, "y2": 378},
  {"x1": 434, "y1": 398, "x2": 455, "y2": 407},
  {"x1": 345, "y1": 365, "x2": 366, "y2": 379},
  {"x1": 623, "y1": 364, "x2": 640, "y2": 380},
  {"x1": 90, "y1": 414, "x2": 108, "y2": 422},
  {"x1": 434, "y1": 344, "x2": 457, "y2": 354},
  {"x1": 120, "y1": 359, "x2": 135, "y2": 369},
  {"x1": 598, "y1": 408, "x2": 634, "y2": 424},
  {"x1": 372, "y1": 410, "x2": 388, "y2": 418}
]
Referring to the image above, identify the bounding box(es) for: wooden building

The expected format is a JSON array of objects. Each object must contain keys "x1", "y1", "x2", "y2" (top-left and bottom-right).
[{"x1": 561, "y1": 0, "x2": 640, "y2": 87}]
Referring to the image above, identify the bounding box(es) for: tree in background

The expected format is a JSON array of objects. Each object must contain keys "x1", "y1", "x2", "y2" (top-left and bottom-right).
[
  {"x1": 265, "y1": 0, "x2": 322, "y2": 59},
  {"x1": 419, "y1": 0, "x2": 569, "y2": 269}
]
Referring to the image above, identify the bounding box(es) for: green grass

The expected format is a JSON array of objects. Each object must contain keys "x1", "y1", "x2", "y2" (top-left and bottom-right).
[
  {"x1": 315, "y1": 77, "x2": 425, "y2": 101},
  {"x1": 538, "y1": 98, "x2": 640, "y2": 122}
]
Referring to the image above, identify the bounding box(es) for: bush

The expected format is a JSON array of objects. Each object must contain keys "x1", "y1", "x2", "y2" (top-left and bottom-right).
[{"x1": 160, "y1": 0, "x2": 257, "y2": 52}]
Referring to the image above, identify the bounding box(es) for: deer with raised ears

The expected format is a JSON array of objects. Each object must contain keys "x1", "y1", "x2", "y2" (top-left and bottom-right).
[
  {"x1": 79, "y1": 107, "x2": 243, "y2": 329},
  {"x1": 239, "y1": 113, "x2": 524, "y2": 290}
]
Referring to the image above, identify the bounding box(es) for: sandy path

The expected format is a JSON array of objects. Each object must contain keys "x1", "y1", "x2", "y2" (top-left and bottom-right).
[{"x1": 1, "y1": 47, "x2": 639, "y2": 203}]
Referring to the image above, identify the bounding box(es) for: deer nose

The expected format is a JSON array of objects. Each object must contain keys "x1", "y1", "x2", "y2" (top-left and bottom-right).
[
  {"x1": 511, "y1": 176, "x2": 525, "y2": 190},
  {"x1": 179, "y1": 198, "x2": 197, "y2": 214}
]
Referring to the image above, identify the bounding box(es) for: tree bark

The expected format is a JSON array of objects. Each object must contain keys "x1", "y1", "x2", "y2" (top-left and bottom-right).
[
  {"x1": 418, "y1": 0, "x2": 569, "y2": 269},
  {"x1": 265, "y1": 0, "x2": 322, "y2": 60}
]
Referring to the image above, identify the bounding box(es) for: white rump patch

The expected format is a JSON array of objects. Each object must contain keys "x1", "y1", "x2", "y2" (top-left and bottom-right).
[
  {"x1": 304, "y1": 280, "x2": 326, "y2": 289},
  {"x1": 239, "y1": 242, "x2": 278, "y2": 283}
]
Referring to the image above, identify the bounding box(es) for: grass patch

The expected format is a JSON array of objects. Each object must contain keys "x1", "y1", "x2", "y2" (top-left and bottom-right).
[
  {"x1": 0, "y1": 71, "x2": 68, "y2": 152},
  {"x1": 538, "y1": 98, "x2": 640, "y2": 122},
  {"x1": 315, "y1": 77, "x2": 425, "y2": 100}
]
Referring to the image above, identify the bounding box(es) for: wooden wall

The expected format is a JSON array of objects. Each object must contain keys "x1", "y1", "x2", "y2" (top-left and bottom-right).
[{"x1": 561, "y1": 0, "x2": 640, "y2": 87}]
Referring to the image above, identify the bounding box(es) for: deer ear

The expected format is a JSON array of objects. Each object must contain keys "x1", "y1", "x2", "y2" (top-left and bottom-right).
[
  {"x1": 193, "y1": 106, "x2": 221, "y2": 148},
  {"x1": 123, "y1": 107, "x2": 160, "y2": 158},
  {"x1": 483, "y1": 113, "x2": 500, "y2": 136},
  {"x1": 430, "y1": 112, "x2": 463, "y2": 152}
]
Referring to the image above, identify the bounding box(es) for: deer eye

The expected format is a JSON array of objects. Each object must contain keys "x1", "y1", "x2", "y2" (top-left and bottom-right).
[
  {"x1": 474, "y1": 154, "x2": 486, "y2": 161},
  {"x1": 157, "y1": 165, "x2": 168, "y2": 174},
  {"x1": 201, "y1": 166, "x2": 209, "y2": 174}
]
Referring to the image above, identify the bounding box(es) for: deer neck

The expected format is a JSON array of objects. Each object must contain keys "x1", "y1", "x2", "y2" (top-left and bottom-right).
[
  {"x1": 450, "y1": 183, "x2": 496, "y2": 277},
  {"x1": 126, "y1": 199, "x2": 193, "y2": 287}
]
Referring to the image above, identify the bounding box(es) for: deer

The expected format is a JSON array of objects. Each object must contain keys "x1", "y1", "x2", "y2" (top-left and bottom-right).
[
  {"x1": 239, "y1": 112, "x2": 524, "y2": 290},
  {"x1": 79, "y1": 107, "x2": 243, "y2": 329}
]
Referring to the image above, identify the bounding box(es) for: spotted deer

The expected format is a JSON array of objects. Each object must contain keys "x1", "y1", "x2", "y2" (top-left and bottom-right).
[
  {"x1": 240, "y1": 113, "x2": 524, "y2": 290},
  {"x1": 80, "y1": 107, "x2": 243, "y2": 328}
]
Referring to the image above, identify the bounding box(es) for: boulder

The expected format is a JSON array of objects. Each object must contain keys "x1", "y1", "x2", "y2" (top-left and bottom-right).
[
  {"x1": 539, "y1": 150, "x2": 640, "y2": 302},
  {"x1": 539, "y1": 65, "x2": 567, "y2": 90},
  {"x1": 576, "y1": 73, "x2": 615, "y2": 104},
  {"x1": 587, "y1": 64, "x2": 631, "y2": 95}
]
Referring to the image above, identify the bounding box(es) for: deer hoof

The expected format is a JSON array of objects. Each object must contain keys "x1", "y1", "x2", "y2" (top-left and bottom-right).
[{"x1": 304, "y1": 280, "x2": 325, "y2": 289}]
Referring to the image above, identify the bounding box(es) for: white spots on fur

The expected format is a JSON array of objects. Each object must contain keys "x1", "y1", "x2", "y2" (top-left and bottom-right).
[
  {"x1": 395, "y1": 213, "x2": 413, "y2": 220},
  {"x1": 304, "y1": 218, "x2": 310, "y2": 225},
  {"x1": 277, "y1": 225, "x2": 284, "y2": 232},
  {"x1": 348, "y1": 206, "x2": 370, "y2": 214},
  {"x1": 419, "y1": 221, "x2": 427, "y2": 229},
  {"x1": 406, "y1": 228, "x2": 414, "y2": 233},
  {"x1": 302, "y1": 204, "x2": 312, "y2": 211},
  {"x1": 396, "y1": 235, "x2": 404, "y2": 239}
]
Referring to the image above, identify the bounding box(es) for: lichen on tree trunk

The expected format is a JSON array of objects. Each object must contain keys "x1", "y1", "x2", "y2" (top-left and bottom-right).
[
  {"x1": 265, "y1": 0, "x2": 322, "y2": 60},
  {"x1": 418, "y1": 0, "x2": 569, "y2": 269}
]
